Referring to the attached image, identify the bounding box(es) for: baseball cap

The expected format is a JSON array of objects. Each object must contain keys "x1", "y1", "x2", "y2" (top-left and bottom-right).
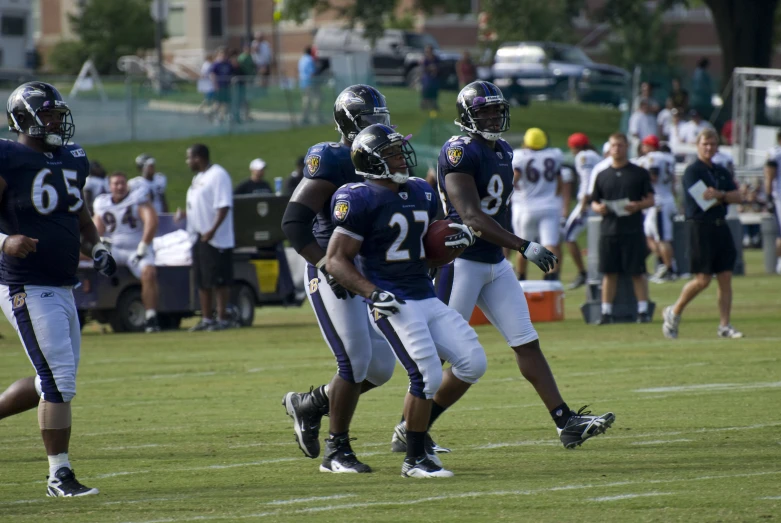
[
  {"x1": 641, "y1": 135, "x2": 660, "y2": 148},
  {"x1": 250, "y1": 158, "x2": 266, "y2": 171},
  {"x1": 523, "y1": 128, "x2": 548, "y2": 150},
  {"x1": 567, "y1": 132, "x2": 589, "y2": 149}
]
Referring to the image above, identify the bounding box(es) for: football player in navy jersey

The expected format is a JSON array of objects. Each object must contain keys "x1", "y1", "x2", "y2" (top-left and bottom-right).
[
  {"x1": 326, "y1": 124, "x2": 483, "y2": 477},
  {"x1": 389, "y1": 81, "x2": 615, "y2": 452},
  {"x1": 280, "y1": 85, "x2": 401, "y2": 473},
  {"x1": 0, "y1": 82, "x2": 116, "y2": 497}
]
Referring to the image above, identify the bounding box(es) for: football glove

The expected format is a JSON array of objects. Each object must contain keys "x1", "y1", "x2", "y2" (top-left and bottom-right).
[
  {"x1": 520, "y1": 241, "x2": 558, "y2": 273},
  {"x1": 316, "y1": 257, "x2": 350, "y2": 300},
  {"x1": 444, "y1": 223, "x2": 476, "y2": 249},
  {"x1": 93, "y1": 245, "x2": 117, "y2": 277},
  {"x1": 369, "y1": 289, "x2": 405, "y2": 317},
  {"x1": 131, "y1": 241, "x2": 149, "y2": 266}
]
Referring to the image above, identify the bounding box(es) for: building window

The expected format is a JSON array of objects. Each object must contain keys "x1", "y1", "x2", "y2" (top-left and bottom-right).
[
  {"x1": 167, "y1": 4, "x2": 185, "y2": 38},
  {"x1": 1, "y1": 15, "x2": 26, "y2": 36},
  {"x1": 207, "y1": 0, "x2": 224, "y2": 38}
]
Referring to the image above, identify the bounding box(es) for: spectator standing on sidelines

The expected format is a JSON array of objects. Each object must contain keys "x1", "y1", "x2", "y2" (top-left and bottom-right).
[
  {"x1": 210, "y1": 48, "x2": 238, "y2": 123},
  {"x1": 252, "y1": 32, "x2": 273, "y2": 88},
  {"x1": 629, "y1": 99, "x2": 659, "y2": 141},
  {"x1": 764, "y1": 130, "x2": 781, "y2": 274},
  {"x1": 237, "y1": 45, "x2": 257, "y2": 122},
  {"x1": 177, "y1": 144, "x2": 236, "y2": 332},
  {"x1": 234, "y1": 158, "x2": 272, "y2": 195},
  {"x1": 670, "y1": 77, "x2": 689, "y2": 113},
  {"x1": 420, "y1": 45, "x2": 440, "y2": 111},
  {"x1": 590, "y1": 133, "x2": 655, "y2": 324},
  {"x1": 662, "y1": 129, "x2": 743, "y2": 339},
  {"x1": 456, "y1": 51, "x2": 477, "y2": 88},
  {"x1": 298, "y1": 47, "x2": 321, "y2": 125},
  {"x1": 197, "y1": 53, "x2": 216, "y2": 118},
  {"x1": 679, "y1": 109, "x2": 714, "y2": 145}
]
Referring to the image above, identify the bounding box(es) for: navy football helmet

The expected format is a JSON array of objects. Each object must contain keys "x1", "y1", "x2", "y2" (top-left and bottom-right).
[
  {"x1": 6, "y1": 81, "x2": 75, "y2": 147},
  {"x1": 455, "y1": 81, "x2": 510, "y2": 141},
  {"x1": 351, "y1": 124, "x2": 417, "y2": 184},
  {"x1": 333, "y1": 84, "x2": 391, "y2": 141}
]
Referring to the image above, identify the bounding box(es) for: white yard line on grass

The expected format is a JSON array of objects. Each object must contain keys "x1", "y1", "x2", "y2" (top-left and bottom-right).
[
  {"x1": 590, "y1": 492, "x2": 672, "y2": 501},
  {"x1": 631, "y1": 439, "x2": 693, "y2": 445},
  {"x1": 635, "y1": 381, "x2": 781, "y2": 394},
  {"x1": 266, "y1": 494, "x2": 355, "y2": 506}
]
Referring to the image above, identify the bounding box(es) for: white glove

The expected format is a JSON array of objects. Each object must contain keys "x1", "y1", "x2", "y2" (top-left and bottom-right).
[
  {"x1": 369, "y1": 289, "x2": 406, "y2": 317},
  {"x1": 444, "y1": 223, "x2": 476, "y2": 249},
  {"x1": 521, "y1": 241, "x2": 558, "y2": 273},
  {"x1": 132, "y1": 241, "x2": 149, "y2": 265}
]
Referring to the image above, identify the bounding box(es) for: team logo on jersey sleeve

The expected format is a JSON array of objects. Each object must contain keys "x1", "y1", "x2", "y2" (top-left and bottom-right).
[
  {"x1": 334, "y1": 200, "x2": 350, "y2": 221},
  {"x1": 446, "y1": 146, "x2": 464, "y2": 166},
  {"x1": 11, "y1": 292, "x2": 27, "y2": 310},
  {"x1": 306, "y1": 154, "x2": 321, "y2": 175}
]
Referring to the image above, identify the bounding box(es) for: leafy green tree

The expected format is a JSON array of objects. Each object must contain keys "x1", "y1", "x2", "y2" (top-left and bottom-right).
[
  {"x1": 477, "y1": 0, "x2": 580, "y2": 50},
  {"x1": 68, "y1": 0, "x2": 157, "y2": 74}
]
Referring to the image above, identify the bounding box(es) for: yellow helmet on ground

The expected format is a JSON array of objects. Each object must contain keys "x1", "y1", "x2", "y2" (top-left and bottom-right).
[{"x1": 523, "y1": 128, "x2": 548, "y2": 150}]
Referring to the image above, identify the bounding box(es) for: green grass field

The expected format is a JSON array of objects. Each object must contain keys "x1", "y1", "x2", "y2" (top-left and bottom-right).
[
  {"x1": 85, "y1": 88, "x2": 621, "y2": 210},
  {"x1": 1, "y1": 251, "x2": 779, "y2": 522}
]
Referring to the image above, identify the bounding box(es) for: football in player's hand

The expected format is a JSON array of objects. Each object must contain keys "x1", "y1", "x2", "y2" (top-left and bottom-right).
[{"x1": 424, "y1": 219, "x2": 465, "y2": 268}]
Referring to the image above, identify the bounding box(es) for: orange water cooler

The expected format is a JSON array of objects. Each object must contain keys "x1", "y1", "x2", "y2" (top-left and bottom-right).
[{"x1": 469, "y1": 280, "x2": 565, "y2": 326}]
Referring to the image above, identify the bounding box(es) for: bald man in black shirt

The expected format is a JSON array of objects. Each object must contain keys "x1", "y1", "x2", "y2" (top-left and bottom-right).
[{"x1": 662, "y1": 129, "x2": 743, "y2": 339}]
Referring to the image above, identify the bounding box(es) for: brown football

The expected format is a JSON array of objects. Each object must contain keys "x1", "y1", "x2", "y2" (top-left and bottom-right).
[{"x1": 424, "y1": 219, "x2": 465, "y2": 268}]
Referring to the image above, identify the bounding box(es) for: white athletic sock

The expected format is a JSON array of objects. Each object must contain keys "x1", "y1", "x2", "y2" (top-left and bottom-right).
[
  {"x1": 145, "y1": 309, "x2": 157, "y2": 320},
  {"x1": 601, "y1": 302, "x2": 612, "y2": 315},
  {"x1": 48, "y1": 452, "x2": 71, "y2": 478},
  {"x1": 638, "y1": 300, "x2": 649, "y2": 314}
]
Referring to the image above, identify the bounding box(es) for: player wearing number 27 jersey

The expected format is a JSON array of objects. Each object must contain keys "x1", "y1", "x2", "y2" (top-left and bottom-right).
[
  {"x1": 0, "y1": 81, "x2": 116, "y2": 498},
  {"x1": 402, "y1": 81, "x2": 615, "y2": 453},
  {"x1": 327, "y1": 124, "x2": 484, "y2": 478}
]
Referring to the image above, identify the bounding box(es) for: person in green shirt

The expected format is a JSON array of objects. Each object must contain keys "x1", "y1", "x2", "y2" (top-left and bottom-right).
[{"x1": 236, "y1": 45, "x2": 257, "y2": 122}]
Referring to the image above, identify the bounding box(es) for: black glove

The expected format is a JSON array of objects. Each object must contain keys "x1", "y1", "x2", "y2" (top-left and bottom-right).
[
  {"x1": 369, "y1": 288, "x2": 405, "y2": 317},
  {"x1": 320, "y1": 266, "x2": 350, "y2": 300},
  {"x1": 94, "y1": 249, "x2": 117, "y2": 277},
  {"x1": 520, "y1": 241, "x2": 558, "y2": 273}
]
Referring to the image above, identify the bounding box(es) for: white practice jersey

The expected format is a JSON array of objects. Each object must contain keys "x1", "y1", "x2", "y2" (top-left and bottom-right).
[
  {"x1": 587, "y1": 157, "x2": 612, "y2": 196},
  {"x1": 129, "y1": 173, "x2": 167, "y2": 214},
  {"x1": 712, "y1": 151, "x2": 734, "y2": 174},
  {"x1": 84, "y1": 175, "x2": 109, "y2": 199},
  {"x1": 511, "y1": 147, "x2": 563, "y2": 211},
  {"x1": 574, "y1": 149, "x2": 602, "y2": 199},
  {"x1": 767, "y1": 146, "x2": 781, "y2": 200},
  {"x1": 93, "y1": 191, "x2": 149, "y2": 249},
  {"x1": 636, "y1": 151, "x2": 676, "y2": 203}
]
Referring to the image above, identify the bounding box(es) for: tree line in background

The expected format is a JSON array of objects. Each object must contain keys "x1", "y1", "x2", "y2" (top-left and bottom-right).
[{"x1": 47, "y1": 0, "x2": 779, "y2": 90}]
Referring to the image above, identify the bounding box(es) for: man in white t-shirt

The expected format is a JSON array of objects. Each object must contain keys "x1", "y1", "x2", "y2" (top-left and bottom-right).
[
  {"x1": 679, "y1": 110, "x2": 715, "y2": 144},
  {"x1": 129, "y1": 156, "x2": 168, "y2": 214},
  {"x1": 628, "y1": 99, "x2": 658, "y2": 141},
  {"x1": 177, "y1": 144, "x2": 236, "y2": 331}
]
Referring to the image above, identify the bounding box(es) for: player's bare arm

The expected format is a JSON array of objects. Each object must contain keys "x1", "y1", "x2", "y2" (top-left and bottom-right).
[
  {"x1": 625, "y1": 192, "x2": 655, "y2": 214},
  {"x1": 78, "y1": 205, "x2": 103, "y2": 257},
  {"x1": 0, "y1": 177, "x2": 39, "y2": 258},
  {"x1": 513, "y1": 167, "x2": 522, "y2": 186},
  {"x1": 92, "y1": 212, "x2": 105, "y2": 237},
  {"x1": 282, "y1": 177, "x2": 336, "y2": 265},
  {"x1": 764, "y1": 162, "x2": 776, "y2": 205},
  {"x1": 201, "y1": 206, "x2": 229, "y2": 243},
  {"x1": 138, "y1": 203, "x2": 159, "y2": 245},
  {"x1": 559, "y1": 173, "x2": 571, "y2": 216},
  {"x1": 325, "y1": 232, "x2": 375, "y2": 299}
]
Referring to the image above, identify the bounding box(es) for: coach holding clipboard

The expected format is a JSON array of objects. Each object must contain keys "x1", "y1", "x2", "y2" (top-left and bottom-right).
[{"x1": 662, "y1": 129, "x2": 743, "y2": 339}]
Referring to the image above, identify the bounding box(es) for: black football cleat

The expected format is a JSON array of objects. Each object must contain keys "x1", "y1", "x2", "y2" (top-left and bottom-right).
[
  {"x1": 596, "y1": 313, "x2": 614, "y2": 325},
  {"x1": 46, "y1": 467, "x2": 99, "y2": 497},
  {"x1": 319, "y1": 436, "x2": 371, "y2": 473},
  {"x1": 636, "y1": 312, "x2": 652, "y2": 323},
  {"x1": 558, "y1": 406, "x2": 615, "y2": 449},
  {"x1": 282, "y1": 386, "x2": 329, "y2": 458},
  {"x1": 401, "y1": 456, "x2": 453, "y2": 478}
]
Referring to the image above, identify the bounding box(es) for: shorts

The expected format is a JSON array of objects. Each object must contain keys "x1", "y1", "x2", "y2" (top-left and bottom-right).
[
  {"x1": 192, "y1": 241, "x2": 233, "y2": 289},
  {"x1": 111, "y1": 246, "x2": 155, "y2": 279},
  {"x1": 689, "y1": 221, "x2": 737, "y2": 275},
  {"x1": 598, "y1": 233, "x2": 648, "y2": 275},
  {"x1": 643, "y1": 200, "x2": 676, "y2": 242},
  {"x1": 513, "y1": 206, "x2": 561, "y2": 246}
]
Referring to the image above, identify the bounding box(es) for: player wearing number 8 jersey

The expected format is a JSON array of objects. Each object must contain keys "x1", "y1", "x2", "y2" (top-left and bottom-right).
[
  {"x1": 512, "y1": 128, "x2": 565, "y2": 280},
  {"x1": 387, "y1": 81, "x2": 615, "y2": 453},
  {"x1": 93, "y1": 172, "x2": 160, "y2": 332},
  {"x1": 0, "y1": 82, "x2": 116, "y2": 497}
]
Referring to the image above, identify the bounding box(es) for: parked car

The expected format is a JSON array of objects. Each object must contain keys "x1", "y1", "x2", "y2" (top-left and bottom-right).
[
  {"x1": 313, "y1": 27, "x2": 460, "y2": 90},
  {"x1": 484, "y1": 42, "x2": 630, "y2": 106}
]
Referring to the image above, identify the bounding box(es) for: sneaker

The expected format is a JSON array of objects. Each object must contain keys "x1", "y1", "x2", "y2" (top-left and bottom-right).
[
  {"x1": 717, "y1": 324, "x2": 744, "y2": 339},
  {"x1": 319, "y1": 436, "x2": 371, "y2": 473},
  {"x1": 636, "y1": 312, "x2": 651, "y2": 323},
  {"x1": 207, "y1": 319, "x2": 233, "y2": 332},
  {"x1": 662, "y1": 306, "x2": 680, "y2": 339},
  {"x1": 596, "y1": 313, "x2": 613, "y2": 325},
  {"x1": 144, "y1": 316, "x2": 160, "y2": 333},
  {"x1": 390, "y1": 421, "x2": 450, "y2": 461},
  {"x1": 401, "y1": 456, "x2": 454, "y2": 478},
  {"x1": 557, "y1": 406, "x2": 615, "y2": 449},
  {"x1": 282, "y1": 387, "x2": 329, "y2": 458},
  {"x1": 46, "y1": 467, "x2": 99, "y2": 497},
  {"x1": 568, "y1": 272, "x2": 587, "y2": 290},
  {"x1": 188, "y1": 319, "x2": 213, "y2": 332}
]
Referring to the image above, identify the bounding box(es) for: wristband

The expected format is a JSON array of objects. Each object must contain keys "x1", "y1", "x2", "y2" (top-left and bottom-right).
[
  {"x1": 0, "y1": 233, "x2": 8, "y2": 253},
  {"x1": 92, "y1": 242, "x2": 109, "y2": 259},
  {"x1": 316, "y1": 256, "x2": 327, "y2": 270},
  {"x1": 136, "y1": 241, "x2": 149, "y2": 257}
]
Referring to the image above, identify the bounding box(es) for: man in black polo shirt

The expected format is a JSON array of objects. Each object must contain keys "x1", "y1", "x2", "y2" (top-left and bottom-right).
[
  {"x1": 591, "y1": 133, "x2": 655, "y2": 324},
  {"x1": 662, "y1": 129, "x2": 743, "y2": 339}
]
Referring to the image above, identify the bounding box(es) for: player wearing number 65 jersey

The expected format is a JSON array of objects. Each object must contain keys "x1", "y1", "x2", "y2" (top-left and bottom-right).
[
  {"x1": 93, "y1": 172, "x2": 160, "y2": 332},
  {"x1": 0, "y1": 81, "x2": 116, "y2": 497},
  {"x1": 327, "y1": 124, "x2": 484, "y2": 478},
  {"x1": 388, "y1": 81, "x2": 615, "y2": 454}
]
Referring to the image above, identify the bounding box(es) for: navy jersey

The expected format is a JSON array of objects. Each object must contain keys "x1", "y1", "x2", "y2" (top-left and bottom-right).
[
  {"x1": 0, "y1": 140, "x2": 89, "y2": 286},
  {"x1": 332, "y1": 178, "x2": 439, "y2": 301},
  {"x1": 303, "y1": 141, "x2": 361, "y2": 250},
  {"x1": 437, "y1": 135, "x2": 514, "y2": 264}
]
